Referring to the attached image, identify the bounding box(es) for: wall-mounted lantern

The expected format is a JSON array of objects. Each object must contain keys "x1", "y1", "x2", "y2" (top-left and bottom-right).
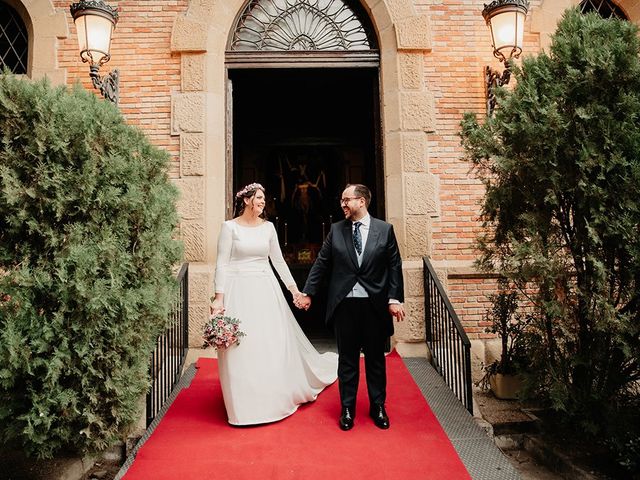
[
  {"x1": 482, "y1": 0, "x2": 530, "y2": 116},
  {"x1": 70, "y1": 0, "x2": 119, "y2": 105}
]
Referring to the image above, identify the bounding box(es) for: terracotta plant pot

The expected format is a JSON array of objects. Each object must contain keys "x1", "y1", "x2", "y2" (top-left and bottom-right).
[{"x1": 489, "y1": 373, "x2": 522, "y2": 400}]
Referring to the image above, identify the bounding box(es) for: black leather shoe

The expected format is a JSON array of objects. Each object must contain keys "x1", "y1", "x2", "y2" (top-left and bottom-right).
[
  {"x1": 339, "y1": 407, "x2": 355, "y2": 431},
  {"x1": 370, "y1": 404, "x2": 390, "y2": 429}
]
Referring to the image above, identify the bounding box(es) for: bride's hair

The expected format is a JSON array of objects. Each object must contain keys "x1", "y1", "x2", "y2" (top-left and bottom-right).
[{"x1": 234, "y1": 182, "x2": 266, "y2": 218}]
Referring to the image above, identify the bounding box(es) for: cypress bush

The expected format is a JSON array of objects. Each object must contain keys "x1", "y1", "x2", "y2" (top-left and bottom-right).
[
  {"x1": 0, "y1": 74, "x2": 182, "y2": 458},
  {"x1": 460, "y1": 9, "x2": 640, "y2": 474}
]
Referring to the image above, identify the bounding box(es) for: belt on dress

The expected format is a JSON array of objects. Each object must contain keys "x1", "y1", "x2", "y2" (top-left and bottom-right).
[{"x1": 226, "y1": 265, "x2": 271, "y2": 275}]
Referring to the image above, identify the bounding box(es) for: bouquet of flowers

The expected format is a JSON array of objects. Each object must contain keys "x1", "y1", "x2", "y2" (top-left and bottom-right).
[{"x1": 202, "y1": 313, "x2": 246, "y2": 350}]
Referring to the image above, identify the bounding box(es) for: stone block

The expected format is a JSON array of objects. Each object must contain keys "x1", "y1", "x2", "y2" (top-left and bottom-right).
[
  {"x1": 188, "y1": 0, "x2": 218, "y2": 17},
  {"x1": 188, "y1": 302, "x2": 209, "y2": 347},
  {"x1": 406, "y1": 215, "x2": 431, "y2": 259},
  {"x1": 395, "y1": 299, "x2": 426, "y2": 342},
  {"x1": 384, "y1": 132, "x2": 402, "y2": 176},
  {"x1": 394, "y1": 341, "x2": 428, "y2": 358},
  {"x1": 181, "y1": 53, "x2": 206, "y2": 92},
  {"x1": 384, "y1": 173, "x2": 404, "y2": 219},
  {"x1": 368, "y1": 1, "x2": 394, "y2": 33},
  {"x1": 50, "y1": 10, "x2": 70, "y2": 39},
  {"x1": 175, "y1": 178, "x2": 205, "y2": 220},
  {"x1": 484, "y1": 337, "x2": 502, "y2": 365},
  {"x1": 181, "y1": 221, "x2": 206, "y2": 262},
  {"x1": 384, "y1": 0, "x2": 415, "y2": 23},
  {"x1": 401, "y1": 91, "x2": 436, "y2": 133},
  {"x1": 401, "y1": 132, "x2": 428, "y2": 172},
  {"x1": 398, "y1": 52, "x2": 423, "y2": 90},
  {"x1": 405, "y1": 172, "x2": 438, "y2": 216},
  {"x1": 171, "y1": 15, "x2": 208, "y2": 53},
  {"x1": 36, "y1": 69, "x2": 67, "y2": 86},
  {"x1": 404, "y1": 268, "x2": 424, "y2": 298},
  {"x1": 172, "y1": 93, "x2": 205, "y2": 134},
  {"x1": 180, "y1": 133, "x2": 205, "y2": 176},
  {"x1": 396, "y1": 14, "x2": 432, "y2": 51},
  {"x1": 189, "y1": 270, "x2": 212, "y2": 305},
  {"x1": 381, "y1": 88, "x2": 402, "y2": 134},
  {"x1": 434, "y1": 267, "x2": 449, "y2": 291}
]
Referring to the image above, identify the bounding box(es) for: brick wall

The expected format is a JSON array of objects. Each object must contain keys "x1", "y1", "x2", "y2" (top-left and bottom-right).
[
  {"x1": 447, "y1": 275, "x2": 499, "y2": 339},
  {"x1": 415, "y1": 0, "x2": 544, "y2": 335},
  {"x1": 54, "y1": 0, "x2": 188, "y2": 178},
  {"x1": 418, "y1": 0, "x2": 542, "y2": 263}
]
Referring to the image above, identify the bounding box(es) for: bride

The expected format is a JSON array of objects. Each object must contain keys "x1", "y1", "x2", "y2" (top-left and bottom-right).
[{"x1": 211, "y1": 182, "x2": 338, "y2": 425}]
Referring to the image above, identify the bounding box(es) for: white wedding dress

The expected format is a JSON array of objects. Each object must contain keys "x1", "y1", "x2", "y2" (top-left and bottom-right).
[{"x1": 214, "y1": 220, "x2": 338, "y2": 425}]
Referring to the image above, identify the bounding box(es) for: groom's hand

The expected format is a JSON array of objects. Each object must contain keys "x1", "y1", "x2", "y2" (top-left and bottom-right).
[
  {"x1": 389, "y1": 303, "x2": 405, "y2": 322},
  {"x1": 295, "y1": 295, "x2": 311, "y2": 311}
]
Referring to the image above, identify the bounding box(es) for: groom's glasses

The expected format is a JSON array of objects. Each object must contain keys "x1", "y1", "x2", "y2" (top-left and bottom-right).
[{"x1": 340, "y1": 196, "x2": 362, "y2": 205}]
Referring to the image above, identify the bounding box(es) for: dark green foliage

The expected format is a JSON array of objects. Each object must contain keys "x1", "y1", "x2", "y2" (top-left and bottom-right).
[
  {"x1": 0, "y1": 74, "x2": 182, "y2": 458},
  {"x1": 482, "y1": 286, "x2": 531, "y2": 377},
  {"x1": 460, "y1": 9, "x2": 640, "y2": 473}
]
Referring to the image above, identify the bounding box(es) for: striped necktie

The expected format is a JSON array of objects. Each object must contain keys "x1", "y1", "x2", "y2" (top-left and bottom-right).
[{"x1": 353, "y1": 221, "x2": 362, "y2": 255}]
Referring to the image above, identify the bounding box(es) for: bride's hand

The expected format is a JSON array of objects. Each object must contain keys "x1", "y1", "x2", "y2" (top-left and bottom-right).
[
  {"x1": 211, "y1": 299, "x2": 225, "y2": 316},
  {"x1": 289, "y1": 286, "x2": 302, "y2": 302}
]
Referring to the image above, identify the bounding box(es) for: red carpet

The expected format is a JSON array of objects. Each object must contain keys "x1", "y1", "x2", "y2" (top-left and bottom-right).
[{"x1": 123, "y1": 352, "x2": 470, "y2": 479}]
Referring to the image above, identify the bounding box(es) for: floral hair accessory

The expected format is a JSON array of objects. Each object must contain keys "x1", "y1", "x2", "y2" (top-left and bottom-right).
[{"x1": 235, "y1": 182, "x2": 264, "y2": 198}]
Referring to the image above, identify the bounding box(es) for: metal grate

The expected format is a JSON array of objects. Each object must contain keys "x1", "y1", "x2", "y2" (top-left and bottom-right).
[
  {"x1": 580, "y1": 0, "x2": 628, "y2": 19},
  {"x1": 230, "y1": 0, "x2": 375, "y2": 51},
  {"x1": 0, "y1": 2, "x2": 28, "y2": 74}
]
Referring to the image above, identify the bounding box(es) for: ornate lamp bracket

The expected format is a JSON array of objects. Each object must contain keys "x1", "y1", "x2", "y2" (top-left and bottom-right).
[
  {"x1": 485, "y1": 64, "x2": 511, "y2": 117},
  {"x1": 89, "y1": 65, "x2": 119, "y2": 105}
]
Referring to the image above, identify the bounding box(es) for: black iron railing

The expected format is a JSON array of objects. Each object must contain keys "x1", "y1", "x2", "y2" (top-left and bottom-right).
[
  {"x1": 146, "y1": 263, "x2": 189, "y2": 427},
  {"x1": 423, "y1": 257, "x2": 473, "y2": 414}
]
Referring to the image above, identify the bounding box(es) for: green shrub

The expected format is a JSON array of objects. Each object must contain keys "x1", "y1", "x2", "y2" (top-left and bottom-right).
[
  {"x1": 460, "y1": 8, "x2": 640, "y2": 474},
  {"x1": 0, "y1": 74, "x2": 182, "y2": 458}
]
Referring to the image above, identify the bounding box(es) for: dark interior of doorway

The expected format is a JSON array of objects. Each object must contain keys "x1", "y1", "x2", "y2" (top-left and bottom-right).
[{"x1": 231, "y1": 67, "x2": 382, "y2": 341}]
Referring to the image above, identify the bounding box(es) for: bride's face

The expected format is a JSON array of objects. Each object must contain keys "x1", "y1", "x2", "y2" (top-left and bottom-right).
[{"x1": 246, "y1": 190, "x2": 266, "y2": 215}]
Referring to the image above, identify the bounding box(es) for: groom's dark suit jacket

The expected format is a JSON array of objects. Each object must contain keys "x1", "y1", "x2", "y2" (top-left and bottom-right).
[{"x1": 303, "y1": 217, "x2": 404, "y2": 337}]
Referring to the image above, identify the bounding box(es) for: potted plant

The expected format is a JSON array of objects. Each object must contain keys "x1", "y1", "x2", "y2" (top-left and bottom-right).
[{"x1": 479, "y1": 287, "x2": 530, "y2": 399}]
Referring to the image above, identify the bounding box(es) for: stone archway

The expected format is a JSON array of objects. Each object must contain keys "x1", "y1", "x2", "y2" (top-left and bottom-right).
[
  {"x1": 171, "y1": 0, "x2": 438, "y2": 346},
  {"x1": 3, "y1": 0, "x2": 68, "y2": 84}
]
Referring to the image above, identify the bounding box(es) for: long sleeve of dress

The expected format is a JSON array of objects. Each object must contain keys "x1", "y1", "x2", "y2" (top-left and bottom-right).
[
  {"x1": 214, "y1": 222, "x2": 233, "y2": 294},
  {"x1": 268, "y1": 223, "x2": 297, "y2": 290}
]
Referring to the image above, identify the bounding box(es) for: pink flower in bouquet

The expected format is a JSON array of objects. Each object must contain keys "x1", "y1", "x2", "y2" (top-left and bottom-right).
[{"x1": 202, "y1": 314, "x2": 246, "y2": 350}]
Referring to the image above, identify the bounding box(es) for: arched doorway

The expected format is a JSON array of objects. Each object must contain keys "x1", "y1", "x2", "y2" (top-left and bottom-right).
[{"x1": 226, "y1": 0, "x2": 382, "y2": 340}]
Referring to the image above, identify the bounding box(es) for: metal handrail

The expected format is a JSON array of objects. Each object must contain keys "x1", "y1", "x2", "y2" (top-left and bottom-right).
[
  {"x1": 146, "y1": 263, "x2": 189, "y2": 427},
  {"x1": 423, "y1": 257, "x2": 473, "y2": 414}
]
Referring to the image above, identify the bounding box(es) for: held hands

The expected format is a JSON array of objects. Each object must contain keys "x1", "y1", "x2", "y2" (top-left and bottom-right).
[
  {"x1": 389, "y1": 303, "x2": 405, "y2": 322},
  {"x1": 293, "y1": 292, "x2": 311, "y2": 311}
]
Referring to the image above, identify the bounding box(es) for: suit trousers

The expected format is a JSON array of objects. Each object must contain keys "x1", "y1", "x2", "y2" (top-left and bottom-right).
[{"x1": 333, "y1": 297, "x2": 387, "y2": 410}]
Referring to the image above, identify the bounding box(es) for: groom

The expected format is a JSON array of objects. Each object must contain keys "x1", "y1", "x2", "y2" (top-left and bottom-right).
[{"x1": 296, "y1": 184, "x2": 405, "y2": 430}]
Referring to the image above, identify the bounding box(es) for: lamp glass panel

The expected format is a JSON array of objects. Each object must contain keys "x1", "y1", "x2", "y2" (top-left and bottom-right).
[
  {"x1": 492, "y1": 11, "x2": 517, "y2": 51},
  {"x1": 74, "y1": 15, "x2": 88, "y2": 55},
  {"x1": 85, "y1": 14, "x2": 113, "y2": 63},
  {"x1": 515, "y1": 11, "x2": 525, "y2": 49}
]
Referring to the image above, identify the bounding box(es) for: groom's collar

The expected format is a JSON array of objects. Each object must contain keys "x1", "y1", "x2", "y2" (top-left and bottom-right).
[{"x1": 352, "y1": 214, "x2": 371, "y2": 226}]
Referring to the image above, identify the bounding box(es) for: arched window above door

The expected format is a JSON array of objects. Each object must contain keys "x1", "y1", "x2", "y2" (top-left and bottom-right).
[
  {"x1": 0, "y1": 1, "x2": 29, "y2": 74},
  {"x1": 230, "y1": 0, "x2": 377, "y2": 51},
  {"x1": 580, "y1": 0, "x2": 628, "y2": 19}
]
